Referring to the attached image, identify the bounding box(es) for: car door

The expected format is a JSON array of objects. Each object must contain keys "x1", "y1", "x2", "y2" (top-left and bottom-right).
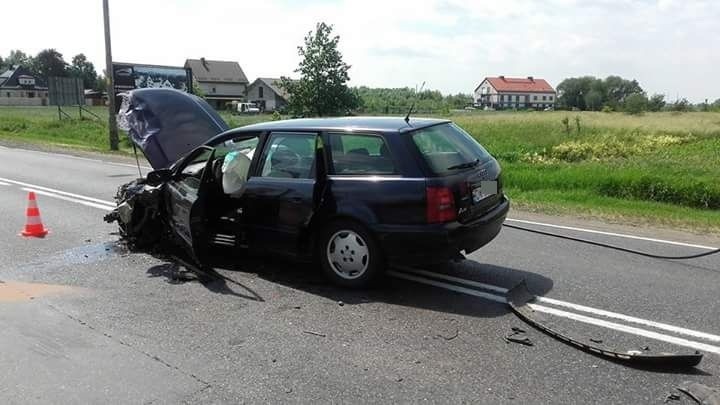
[
  {"x1": 240, "y1": 131, "x2": 323, "y2": 255},
  {"x1": 165, "y1": 146, "x2": 216, "y2": 260}
]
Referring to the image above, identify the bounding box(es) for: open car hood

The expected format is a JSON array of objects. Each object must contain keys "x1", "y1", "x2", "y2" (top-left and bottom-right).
[{"x1": 118, "y1": 88, "x2": 229, "y2": 170}]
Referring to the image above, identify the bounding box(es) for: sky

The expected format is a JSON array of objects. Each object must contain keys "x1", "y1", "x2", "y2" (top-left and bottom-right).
[{"x1": 1, "y1": 0, "x2": 718, "y2": 102}]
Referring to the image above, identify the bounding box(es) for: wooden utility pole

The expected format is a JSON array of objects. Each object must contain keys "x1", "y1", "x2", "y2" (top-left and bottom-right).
[{"x1": 103, "y1": 0, "x2": 119, "y2": 150}]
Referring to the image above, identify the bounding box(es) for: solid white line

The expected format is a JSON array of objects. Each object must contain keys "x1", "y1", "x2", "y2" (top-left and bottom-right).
[
  {"x1": 0, "y1": 177, "x2": 115, "y2": 207},
  {"x1": 399, "y1": 267, "x2": 720, "y2": 344},
  {"x1": 529, "y1": 304, "x2": 720, "y2": 355},
  {"x1": 0, "y1": 181, "x2": 9, "y2": 186},
  {"x1": 387, "y1": 271, "x2": 506, "y2": 303},
  {"x1": 22, "y1": 188, "x2": 113, "y2": 211},
  {"x1": 505, "y1": 218, "x2": 717, "y2": 250},
  {"x1": 389, "y1": 270, "x2": 720, "y2": 355}
]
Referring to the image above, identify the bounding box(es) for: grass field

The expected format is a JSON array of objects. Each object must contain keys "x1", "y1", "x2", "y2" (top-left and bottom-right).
[{"x1": 1, "y1": 106, "x2": 719, "y2": 232}]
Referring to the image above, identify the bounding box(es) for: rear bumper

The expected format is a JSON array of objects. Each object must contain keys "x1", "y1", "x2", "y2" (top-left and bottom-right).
[{"x1": 374, "y1": 195, "x2": 510, "y2": 265}]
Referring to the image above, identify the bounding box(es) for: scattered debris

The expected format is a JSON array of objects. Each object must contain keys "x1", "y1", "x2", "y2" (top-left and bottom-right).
[
  {"x1": 338, "y1": 301, "x2": 344, "y2": 306},
  {"x1": 664, "y1": 393, "x2": 681, "y2": 403},
  {"x1": 396, "y1": 377, "x2": 404, "y2": 382},
  {"x1": 293, "y1": 305, "x2": 301, "y2": 310},
  {"x1": 507, "y1": 280, "x2": 703, "y2": 367},
  {"x1": 436, "y1": 327, "x2": 459, "y2": 341},
  {"x1": 504, "y1": 328, "x2": 534, "y2": 346},
  {"x1": 285, "y1": 387, "x2": 293, "y2": 394},
  {"x1": 589, "y1": 338, "x2": 603, "y2": 344},
  {"x1": 303, "y1": 330, "x2": 327, "y2": 338},
  {"x1": 677, "y1": 381, "x2": 720, "y2": 405}
]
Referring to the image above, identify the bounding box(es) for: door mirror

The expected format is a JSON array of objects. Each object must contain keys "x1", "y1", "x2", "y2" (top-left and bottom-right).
[{"x1": 146, "y1": 168, "x2": 172, "y2": 184}]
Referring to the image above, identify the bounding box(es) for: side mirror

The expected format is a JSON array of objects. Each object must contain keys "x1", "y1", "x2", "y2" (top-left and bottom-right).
[{"x1": 146, "y1": 168, "x2": 172, "y2": 184}]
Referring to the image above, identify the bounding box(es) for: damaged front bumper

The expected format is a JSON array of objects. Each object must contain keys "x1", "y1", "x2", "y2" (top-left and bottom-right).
[{"x1": 104, "y1": 178, "x2": 166, "y2": 248}]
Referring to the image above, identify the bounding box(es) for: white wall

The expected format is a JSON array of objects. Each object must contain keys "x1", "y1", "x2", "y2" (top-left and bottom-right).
[{"x1": 198, "y1": 82, "x2": 246, "y2": 97}]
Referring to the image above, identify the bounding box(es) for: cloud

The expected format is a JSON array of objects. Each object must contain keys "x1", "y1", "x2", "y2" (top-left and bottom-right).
[{"x1": 0, "y1": 0, "x2": 718, "y2": 101}]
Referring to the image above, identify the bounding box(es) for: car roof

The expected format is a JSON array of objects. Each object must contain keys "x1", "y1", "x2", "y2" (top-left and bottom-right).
[{"x1": 227, "y1": 116, "x2": 451, "y2": 134}]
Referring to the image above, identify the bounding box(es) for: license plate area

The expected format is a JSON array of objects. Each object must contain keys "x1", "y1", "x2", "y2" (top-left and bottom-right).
[{"x1": 472, "y1": 180, "x2": 497, "y2": 203}]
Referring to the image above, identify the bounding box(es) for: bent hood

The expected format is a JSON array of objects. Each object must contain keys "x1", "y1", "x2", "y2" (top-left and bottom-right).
[{"x1": 118, "y1": 88, "x2": 229, "y2": 170}]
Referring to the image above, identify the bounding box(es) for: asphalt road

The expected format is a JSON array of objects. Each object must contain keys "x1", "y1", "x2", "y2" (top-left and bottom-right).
[{"x1": 1, "y1": 144, "x2": 719, "y2": 404}]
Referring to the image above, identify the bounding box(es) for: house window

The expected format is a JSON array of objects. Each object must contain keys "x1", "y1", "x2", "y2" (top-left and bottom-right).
[
  {"x1": 28, "y1": 92, "x2": 35, "y2": 98},
  {"x1": 5, "y1": 92, "x2": 10, "y2": 98},
  {"x1": 533, "y1": 95, "x2": 538, "y2": 100},
  {"x1": 549, "y1": 95, "x2": 554, "y2": 101},
  {"x1": 212, "y1": 87, "x2": 216, "y2": 93},
  {"x1": 258, "y1": 86, "x2": 264, "y2": 98},
  {"x1": 542, "y1": 95, "x2": 547, "y2": 101}
]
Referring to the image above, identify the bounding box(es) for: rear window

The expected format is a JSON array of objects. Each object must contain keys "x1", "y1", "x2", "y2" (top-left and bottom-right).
[{"x1": 411, "y1": 123, "x2": 492, "y2": 175}]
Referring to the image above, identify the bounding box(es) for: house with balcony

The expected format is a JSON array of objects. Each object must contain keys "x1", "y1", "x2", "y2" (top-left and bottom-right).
[
  {"x1": 474, "y1": 76, "x2": 556, "y2": 110},
  {"x1": 0, "y1": 65, "x2": 49, "y2": 106}
]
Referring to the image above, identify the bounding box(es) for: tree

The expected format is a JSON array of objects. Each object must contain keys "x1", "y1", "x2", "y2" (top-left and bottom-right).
[
  {"x1": 584, "y1": 89, "x2": 603, "y2": 111},
  {"x1": 624, "y1": 92, "x2": 648, "y2": 115},
  {"x1": 647, "y1": 94, "x2": 666, "y2": 112},
  {"x1": 0, "y1": 56, "x2": 5, "y2": 72},
  {"x1": 671, "y1": 98, "x2": 690, "y2": 112},
  {"x1": 31, "y1": 48, "x2": 68, "y2": 79},
  {"x1": 68, "y1": 53, "x2": 98, "y2": 89},
  {"x1": 6, "y1": 49, "x2": 30, "y2": 67},
  {"x1": 280, "y1": 22, "x2": 359, "y2": 116}
]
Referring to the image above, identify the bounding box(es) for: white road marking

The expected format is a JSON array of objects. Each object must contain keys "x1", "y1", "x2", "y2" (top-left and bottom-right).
[
  {"x1": 0, "y1": 181, "x2": 9, "y2": 186},
  {"x1": 505, "y1": 218, "x2": 718, "y2": 250},
  {"x1": 398, "y1": 267, "x2": 720, "y2": 344},
  {"x1": 0, "y1": 177, "x2": 115, "y2": 207},
  {"x1": 530, "y1": 305, "x2": 720, "y2": 355},
  {"x1": 21, "y1": 188, "x2": 113, "y2": 211},
  {"x1": 388, "y1": 270, "x2": 720, "y2": 355}
]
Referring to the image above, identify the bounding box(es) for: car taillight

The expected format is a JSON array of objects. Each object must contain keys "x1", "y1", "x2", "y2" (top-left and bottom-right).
[{"x1": 426, "y1": 186, "x2": 456, "y2": 223}]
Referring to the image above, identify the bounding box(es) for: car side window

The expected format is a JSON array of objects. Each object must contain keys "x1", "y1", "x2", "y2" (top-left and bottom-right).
[
  {"x1": 328, "y1": 133, "x2": 396, "y2": 175},
  {"x1": 259, "y1": 132, "x2": 317, "y2": 179}
]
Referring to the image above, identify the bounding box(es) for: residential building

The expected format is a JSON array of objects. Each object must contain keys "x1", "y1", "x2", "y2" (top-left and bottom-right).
[
  {"x1": 184, "y1": 58, "x2": 249, "y2": 109},
  {"x1": 0, "y1": 65, "x2": 49, "y2": 106},
  {"x1": 246, "y1": 77, "x2": 293, "y2": 112},
  {"x1": 474, "y1": 76, "x2": 556, "y2": 110}
]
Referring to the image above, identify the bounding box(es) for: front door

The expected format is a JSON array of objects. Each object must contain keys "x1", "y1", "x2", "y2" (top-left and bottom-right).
[
  {"x1": 240, "y1": 131, "x2": 321, "y2": 255},
  {"x1": 165, "y1": 146, "x2": 216, "y2": 261}
]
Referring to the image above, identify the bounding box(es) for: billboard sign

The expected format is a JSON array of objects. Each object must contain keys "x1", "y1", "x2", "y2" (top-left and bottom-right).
[
  {"x1": 48, "y1": 76, "x2": 84, "y2": 106},
  {"x1": 112, "y1": 62, "x2": 192, "y2": 94}
]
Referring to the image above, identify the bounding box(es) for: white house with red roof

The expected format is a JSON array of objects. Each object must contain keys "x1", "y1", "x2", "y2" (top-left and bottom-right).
[{"x1": 474, "y1": 76, "x2": 556, "y2": 110}]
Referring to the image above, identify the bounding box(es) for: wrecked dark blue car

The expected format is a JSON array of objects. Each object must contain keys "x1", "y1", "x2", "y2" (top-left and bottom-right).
[{"x1": 107, "y1": 88, "x2": 509, "y2": 288}]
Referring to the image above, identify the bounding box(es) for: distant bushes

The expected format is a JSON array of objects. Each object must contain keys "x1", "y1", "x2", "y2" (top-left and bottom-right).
[{"x1": 598, "y1": 177, "x2": 720, "y2": 209}]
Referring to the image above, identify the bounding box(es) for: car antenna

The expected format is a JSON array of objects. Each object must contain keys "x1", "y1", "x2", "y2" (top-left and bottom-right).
[{"x1": 405, "y1": 81, "x2": 426, "y2": 124}]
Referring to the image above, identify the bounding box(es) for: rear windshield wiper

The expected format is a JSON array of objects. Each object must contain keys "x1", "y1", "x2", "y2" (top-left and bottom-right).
[{"x1": 446, "y1": 159, "x2": 480, "y2": 170}]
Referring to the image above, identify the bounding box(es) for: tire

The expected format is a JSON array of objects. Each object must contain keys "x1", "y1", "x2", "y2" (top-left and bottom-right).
[{"x1": 318, "y1": 220, "x2": 385, "y2": 288}]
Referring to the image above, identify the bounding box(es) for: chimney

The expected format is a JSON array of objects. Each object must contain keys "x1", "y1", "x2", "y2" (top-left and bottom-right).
[
  {"x1": 200, "y1": 57, "x2": 209, "y2": 70},
  {"x1": 499, "y1": 75, "x2": 505, "y2": 80},
  {"x1": 527, "y1": 76, "x2": 534, "y2": 81}
]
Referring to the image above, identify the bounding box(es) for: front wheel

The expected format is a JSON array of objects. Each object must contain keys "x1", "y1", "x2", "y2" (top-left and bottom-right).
[{"x1": 318, "y1": 220, "x2": 384, "y2": 288}]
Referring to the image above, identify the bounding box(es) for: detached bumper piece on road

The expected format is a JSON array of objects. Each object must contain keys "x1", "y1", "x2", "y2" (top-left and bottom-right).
[{"x1": 507, "y1": 281, "x2": 704, "y2": 368}]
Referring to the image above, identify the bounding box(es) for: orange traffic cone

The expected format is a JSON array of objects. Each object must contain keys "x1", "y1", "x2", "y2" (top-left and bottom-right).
[{"x1": 20, "y1": 191, "x2": 49, "y2": 237}]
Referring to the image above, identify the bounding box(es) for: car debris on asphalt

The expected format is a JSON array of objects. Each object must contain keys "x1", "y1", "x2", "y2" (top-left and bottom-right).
[
  {"x1": 677, "y1": 381, "x2": 720, "y2": 405},
  {"x1": 507, "y1": 280, "x2": 704, "y2": 368}
]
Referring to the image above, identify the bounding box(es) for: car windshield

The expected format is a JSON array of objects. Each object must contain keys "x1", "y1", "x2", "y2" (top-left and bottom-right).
[{"x1": 411, "y1": 123, "x2": 492, "y2": 175}]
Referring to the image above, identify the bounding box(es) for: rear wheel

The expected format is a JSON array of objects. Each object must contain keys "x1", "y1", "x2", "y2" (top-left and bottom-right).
[{"x1": 318, "y1": 220, "x2": 384, "y2": 288}]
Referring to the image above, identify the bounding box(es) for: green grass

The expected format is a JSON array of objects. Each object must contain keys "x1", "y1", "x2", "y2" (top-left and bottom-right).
[{"x1": 1, "y1": 106, "x2": 719, "y2": 232}]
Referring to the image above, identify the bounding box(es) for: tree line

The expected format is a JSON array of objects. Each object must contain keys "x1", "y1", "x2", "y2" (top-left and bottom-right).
[
  {"x1": 556, "y1": 75, "x2": 720, "y2": 113},
  {"x1": 0, "y1": 49, "x2": 103, "y2": 91}
]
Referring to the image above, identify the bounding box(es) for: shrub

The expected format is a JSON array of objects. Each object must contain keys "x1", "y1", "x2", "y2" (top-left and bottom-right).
[
  {"x1": 601, "y1": 105, "x2": 613, "y2": 113},
  {"x1": 624, "y1": 93, "x2": 648, "y2": 115}
]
